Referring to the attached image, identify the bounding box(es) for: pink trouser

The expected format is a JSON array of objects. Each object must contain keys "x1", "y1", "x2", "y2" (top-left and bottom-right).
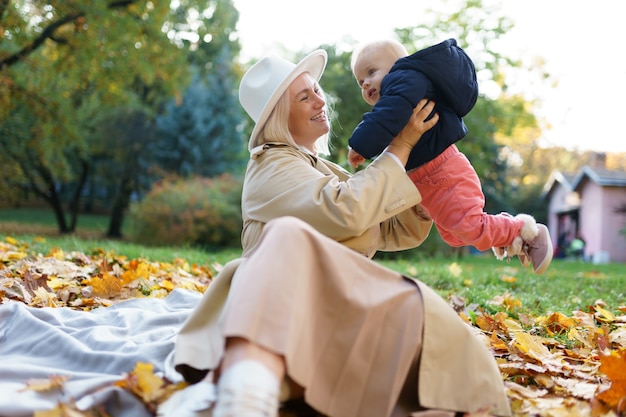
[{"x1": 408, "y1": 145, "x2": 523, "y2": 251}]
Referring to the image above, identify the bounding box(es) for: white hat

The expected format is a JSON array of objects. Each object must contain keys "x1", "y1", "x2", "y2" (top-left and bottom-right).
[{"x1": 239, "y1": 49, "x2": 327, "y2": 151}]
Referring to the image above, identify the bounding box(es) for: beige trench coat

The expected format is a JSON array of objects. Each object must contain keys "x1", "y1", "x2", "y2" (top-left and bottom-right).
[{"x1": 173, "y1": 144, "x2": 511, "y2": 417}]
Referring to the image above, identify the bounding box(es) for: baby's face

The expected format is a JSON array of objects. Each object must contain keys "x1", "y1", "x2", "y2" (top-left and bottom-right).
[{"x1": 352, "y1": 48, "x2": 396, "y2": 106}]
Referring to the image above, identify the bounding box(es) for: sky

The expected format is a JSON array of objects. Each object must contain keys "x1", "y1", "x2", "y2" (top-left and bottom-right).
[{"x1": 231, "y1": 0, "x2": 626, "y2": 154}]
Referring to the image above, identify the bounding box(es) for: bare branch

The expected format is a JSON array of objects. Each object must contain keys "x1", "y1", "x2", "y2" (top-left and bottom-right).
[
  {"x1": 0, "y1": 12, "x2": 83, "y2": 68},
  {"x1": 0, "y1": 1, "x2": 141, "y2": 68}
]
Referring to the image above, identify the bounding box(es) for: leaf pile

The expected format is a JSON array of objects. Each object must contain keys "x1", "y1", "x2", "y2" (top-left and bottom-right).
[
  {"x1": 460, "y1": 296, "x2": 626, "y2": 416},
  {"x1": 0, "y1": 236, "x2": 213, "y2": 309},
  {"x1": 2, "y1": 236, "x2": 625, "y2": 416}
]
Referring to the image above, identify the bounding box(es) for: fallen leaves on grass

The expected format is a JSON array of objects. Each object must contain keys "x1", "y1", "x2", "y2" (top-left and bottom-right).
[
  {"x1": 2, "y1": 236, "x2": 625, "y2": 416},
  {"x1": 462, "y1": 293, "x2": 626, "y2": 416},
  {"x1": 0, "y1": 240, "x2": 213, "y2": 310}
]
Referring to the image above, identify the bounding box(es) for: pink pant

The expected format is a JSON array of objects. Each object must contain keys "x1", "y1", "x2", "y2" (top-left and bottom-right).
[{"x1": 408, "y1": 145, "x2": 523, "y2": 250}]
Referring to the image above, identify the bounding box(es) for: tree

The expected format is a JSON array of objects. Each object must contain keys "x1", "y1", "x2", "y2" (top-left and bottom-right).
[
  {"x1": 0, "y1": 0, "x2": 241, "y2": 235},
  {"x1": 155, "y1": 46, "x2": 247, "y2": 179},
  {"x1": 89, "y1": 107, "x2": 160, "y2": 237}
]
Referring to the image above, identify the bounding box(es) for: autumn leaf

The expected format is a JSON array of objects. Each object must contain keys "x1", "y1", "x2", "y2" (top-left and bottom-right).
[
  {"x1": 595, "y1": 305, "x2": 617, "y2": 323},
  {"x1": 595, "y1": 349, "x2": 626, "y2": 408},
  {"x1": 115, "y1": 362, "x2": 183, "y2": 413},
  {"x1": 33, "y1": 402, "x2": 102, "y2": 417},
  {"x1": 510, "y1": 332, "x2": 554, "y2": 363},
  {"x1": 541, "y1": 311, "x2": 579, "y2": 334},
  {"x1": 20, "y1": 375, "x2": 69, "y2": 392}
]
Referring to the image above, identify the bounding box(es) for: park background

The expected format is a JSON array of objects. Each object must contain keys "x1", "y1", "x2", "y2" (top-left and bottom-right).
[
  {"x1": 2, "y1": 0, "x2": 626, "y2": 248},
  {"x1": 0, "y1": 2, "x2": 625, "y2": 415}
]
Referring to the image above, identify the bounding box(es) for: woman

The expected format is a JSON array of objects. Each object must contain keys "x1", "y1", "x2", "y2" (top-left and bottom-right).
[{"x1": 160, "y1": 50, "x2": 511, "y2": 417}]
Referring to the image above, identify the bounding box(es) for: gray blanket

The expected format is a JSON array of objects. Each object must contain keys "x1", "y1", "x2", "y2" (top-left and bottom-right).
[{"x1": 0, "y1": 289, "x2": 201, "y2": 417}]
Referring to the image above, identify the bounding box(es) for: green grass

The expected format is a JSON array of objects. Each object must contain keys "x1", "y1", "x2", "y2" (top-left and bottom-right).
[
  {"x1": 377, "y1": 255, "x2": 625, "y2": 315},
  {"x1": 1, "y1": 232, "x2": 242, "y2": 267},
  {"x1": 0, "y1": 208, "x2": 112, "y2": 233},
  {"x1": 3, "y1": 231, "x2": 624, "y2": 316},
  {"x1": 2, "y1": 208, "x2": 625, "y2": 316}
]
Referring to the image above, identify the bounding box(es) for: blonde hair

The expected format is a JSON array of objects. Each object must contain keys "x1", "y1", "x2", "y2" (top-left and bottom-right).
[
  {"x1": 350, "y1": 39, "x2": 409, "y2": 73},
  {"x1": 257, "y1": 85, "x2": 331, "y2": 156}
]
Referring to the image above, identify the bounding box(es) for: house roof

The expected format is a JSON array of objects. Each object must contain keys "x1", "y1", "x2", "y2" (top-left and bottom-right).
[
  {"x1": 541, "y1": 170, "x2": 577, "y2": 200},
  {"x1": 571, "y1": 166, "x2": 626, "y2": 191}
]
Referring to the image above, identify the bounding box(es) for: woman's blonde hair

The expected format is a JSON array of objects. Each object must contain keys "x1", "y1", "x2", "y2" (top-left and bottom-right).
[
  {"x1": 350, "y1": 39, "x2": 409, "y2": 73},
  {"x1": 256, "y1": 83, "x2": 331, "y2": 156}
]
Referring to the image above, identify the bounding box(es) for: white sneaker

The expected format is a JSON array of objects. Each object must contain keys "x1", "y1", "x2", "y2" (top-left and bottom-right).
[{"x1": 213, "y1": 360, "x2": 280, "y2": 417}]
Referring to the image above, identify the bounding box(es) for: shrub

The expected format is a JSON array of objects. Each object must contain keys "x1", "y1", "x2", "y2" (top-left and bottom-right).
[{"x1": 127, "y1": 174, "x2": 242, "y2": 249}]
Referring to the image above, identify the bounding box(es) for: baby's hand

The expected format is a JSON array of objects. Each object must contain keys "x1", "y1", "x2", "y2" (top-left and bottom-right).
[{"x1": 348, "y1": 148, "x2": 366, "y2": 168}]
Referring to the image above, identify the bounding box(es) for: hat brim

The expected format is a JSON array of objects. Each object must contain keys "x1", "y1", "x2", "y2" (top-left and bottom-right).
[{"x1": 248, "y1": 50, "x2": 327, "y2": 151}]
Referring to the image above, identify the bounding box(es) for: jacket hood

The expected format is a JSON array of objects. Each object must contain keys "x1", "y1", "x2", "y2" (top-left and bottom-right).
[{"x1": 391, "y1": 38, "x2": 478, "y2": 116}]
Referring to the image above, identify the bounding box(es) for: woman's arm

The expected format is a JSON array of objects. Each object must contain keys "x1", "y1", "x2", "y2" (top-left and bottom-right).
[
  {"x1": 242, "y1": 100, "x2": 438, "y2": 247},
  {"x1": 385, "y1": 98, "x2": 439, "y2": 166}
]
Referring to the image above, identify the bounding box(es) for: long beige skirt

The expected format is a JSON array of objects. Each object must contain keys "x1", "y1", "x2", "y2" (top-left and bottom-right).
[{"x1": 173, "y1": 216, "x2": 511, "y2": 417}]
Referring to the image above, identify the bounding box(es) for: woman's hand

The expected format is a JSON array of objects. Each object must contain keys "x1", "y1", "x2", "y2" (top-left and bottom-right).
[{"x1": 386, "y1": 99, "x2": 438, "y2": 166}]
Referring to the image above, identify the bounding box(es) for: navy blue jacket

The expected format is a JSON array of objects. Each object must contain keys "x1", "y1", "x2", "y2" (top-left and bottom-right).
[{"x1": 348, "y1": 38, "x2": 478, "y2": 170}]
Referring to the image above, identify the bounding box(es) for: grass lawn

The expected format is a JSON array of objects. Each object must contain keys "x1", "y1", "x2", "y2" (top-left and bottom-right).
[
  {"x1": 1, "y1": 206, "x2": 624, "y2": 316},
  {"x1": 0, "y1": 207, "x2": 112, "y2": 235},
  {"x1": 377, "y1": 254, "x2": 625, "y2": 315}
]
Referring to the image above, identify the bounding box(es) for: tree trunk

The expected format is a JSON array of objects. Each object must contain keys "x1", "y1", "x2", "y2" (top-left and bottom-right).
[
  {"x1": 106, "y1": 174, "x2": 134, "y2": 238},
  {"x1": 68, "y1": 160, "x2": 89, "y2": 232},
  {"x1": 29, "y1": 163, "x2": 71, "y2": 234},
  {"x1": 43, "y1": 183, "x2": 71, "y2": 234}
]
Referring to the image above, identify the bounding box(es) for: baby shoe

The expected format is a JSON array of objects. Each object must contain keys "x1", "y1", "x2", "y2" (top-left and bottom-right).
[{"x1": 521, "y1": 223, "x2": 553, "y2": 274}]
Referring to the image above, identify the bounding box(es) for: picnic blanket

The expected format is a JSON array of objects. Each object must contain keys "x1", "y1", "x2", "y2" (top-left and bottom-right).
[{"x1": 0, "y1": 288, "x2": 201, "y2": 417}]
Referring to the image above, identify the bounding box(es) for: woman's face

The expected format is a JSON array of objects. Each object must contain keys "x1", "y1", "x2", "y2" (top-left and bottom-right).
[{"x1": 287, "y1": 73, "x2": 329, "y2": 153}]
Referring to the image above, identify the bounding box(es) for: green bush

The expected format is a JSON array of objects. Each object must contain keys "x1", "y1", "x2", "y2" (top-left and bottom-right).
[{"x1": 127, "y1": 174, "x2": 242, "y2": 249}]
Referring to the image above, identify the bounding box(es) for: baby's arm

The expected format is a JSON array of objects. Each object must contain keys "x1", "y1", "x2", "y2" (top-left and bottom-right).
[{"x1": 347, "y1": 147, "x2": 366, "y2": 168}]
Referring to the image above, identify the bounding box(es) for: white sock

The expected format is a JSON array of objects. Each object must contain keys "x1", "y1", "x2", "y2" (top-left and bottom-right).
[{"x1": 213, "y1": 360, "x2": 280, "y2": 417}]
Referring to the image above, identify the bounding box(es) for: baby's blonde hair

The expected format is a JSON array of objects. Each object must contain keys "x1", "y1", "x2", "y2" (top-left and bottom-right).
[{"x1": 350, "y1": 39, "x2": 409, "y2": 73}]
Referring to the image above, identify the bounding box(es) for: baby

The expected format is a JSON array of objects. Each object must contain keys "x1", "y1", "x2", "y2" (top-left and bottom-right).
[{"x1": 349, "y1": 38, "x2": 552, "y2": 273}]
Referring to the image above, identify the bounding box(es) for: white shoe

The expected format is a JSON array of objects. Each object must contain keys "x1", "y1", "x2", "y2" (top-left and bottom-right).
[
  {"x1": 213, "y1": 360, "x2": 280, "y2": 417},
  {"x1": 157, "y1": 381, "x2": 216, "y2": 417}
]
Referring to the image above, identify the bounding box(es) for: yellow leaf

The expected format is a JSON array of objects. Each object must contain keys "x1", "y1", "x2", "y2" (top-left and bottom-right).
[
  {"x1": 448, "y1": 262, "x2": 462, "y2": 277},
  {"x1": 511, "y1": 332, "x2": 553, "y2": 363},
  {"x1": 117, "y1": 362, "x2": 166, "y2": 404},
  {"x1": 21, "y1": 375, "x2": 69, "y2": 392},
  {"x1": 5, "y1": 236, "x2": 18, "y2": 245},
  {"x1": 31, "y1": 287, "x2": 58, "y2": 307},
  {"x1": 501, "y1": 318, "x2": 525, "y2": 334},
  {"x1": 595, "y1": 305, "x2": 616, "y2": 323},
  {"x1": 160, "y1": 279, "x2": 175, "y2": 291},
  {"x1": 5, "y1": 251, "x2": 27, "y2": 261},
  {"x1": 501, "y1": 275, "x2": 517, "y2": 283},
  {"x1": 543, "y1": 312, "x2": 578, "y2": 333},
  {"x1": 33, "y1": 403, "x2": 86, "y2": 417}
]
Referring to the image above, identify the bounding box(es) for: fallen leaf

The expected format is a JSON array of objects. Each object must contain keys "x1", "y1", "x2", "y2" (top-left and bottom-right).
[
  {"x1": 20, "y1": 375, "x2": 69, "y2": 392},
  {"x1": 596, "y1": 349, "x2": 626, "y2": 408}
]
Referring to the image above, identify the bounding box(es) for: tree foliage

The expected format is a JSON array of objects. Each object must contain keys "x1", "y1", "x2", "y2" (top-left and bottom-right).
[
  {"x1": 155, "y1": 46, "x2": 247, "y2": 179},
  {"x1": 0, "y1": 0, "x2": 242, "y2": 235}
]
